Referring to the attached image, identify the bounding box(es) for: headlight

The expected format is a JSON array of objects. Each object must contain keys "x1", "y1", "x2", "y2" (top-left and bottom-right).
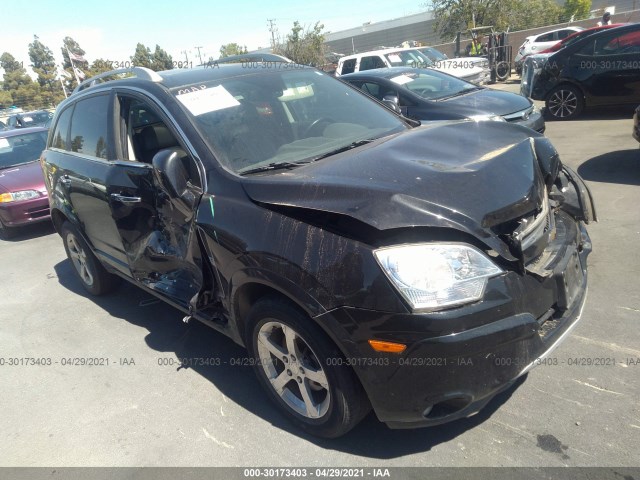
[
  {"x1": 0, "y1": 190, "x2": 40, "y2": 203},
  {"x1": 469, "y1": 114, "x2": 506, "y2": 122},
  {"x1": 374, "y1": 243, "x2": 503, "y2": 311}
]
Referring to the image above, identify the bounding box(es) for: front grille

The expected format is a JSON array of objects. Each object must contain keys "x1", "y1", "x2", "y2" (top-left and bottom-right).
[
  {"x1": 25, "y1": 206, "x2": 50, "y2": 220},
  {"x1": 503, "y1": 106, "x2": 534, "y2": 123}
]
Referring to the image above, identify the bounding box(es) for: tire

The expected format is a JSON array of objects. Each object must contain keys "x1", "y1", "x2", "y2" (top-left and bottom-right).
[
  {"x1": 545, "y1": 85, "x2": 584, "y2": 120},
  {"x1": 495, "y1": 61, "x2": 510, "y2": 82},
  {"x1": 0, "y1": 219, "x2": 17, "y2": 240},
  {"x1": 61, "y1": 221, "x2": 120, "y2": 295},
  {"x1": 246, "y1": 296, "x2": 370, "y2": 438}
]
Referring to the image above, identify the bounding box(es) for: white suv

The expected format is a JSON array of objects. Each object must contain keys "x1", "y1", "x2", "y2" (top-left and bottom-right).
[
  {"x1": 335, "y1": 47, "x2": 486, "y2": 85},
  {"x1": 515, "y1": 26, "x2": 584, "y2": 73}
]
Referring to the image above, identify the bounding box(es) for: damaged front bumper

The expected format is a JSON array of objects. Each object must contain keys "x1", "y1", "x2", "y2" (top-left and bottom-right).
[{"x1": 316, "y1": 211, "x2": 591, "y2": 428}]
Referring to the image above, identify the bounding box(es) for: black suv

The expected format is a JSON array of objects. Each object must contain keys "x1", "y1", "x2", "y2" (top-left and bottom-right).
[
  {"x1": 521, "y1": 23, "x2": 640, "y2": 119},
  {"x1": 42, "y1": 65, "x2": 595, "y2": 438}
]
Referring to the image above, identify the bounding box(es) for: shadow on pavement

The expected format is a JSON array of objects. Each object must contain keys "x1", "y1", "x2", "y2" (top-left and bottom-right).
[
  {"x1": 545, "y1": 104, "x2": 636, "y2": 122},
  {"x1": 53, "y1": 258, "x2": 527, "y2": 458},
  {"x1": 578, "y1": 149, "x2": 640, "y2": 186},
  {"x1": 0, "y1": 220, "x2": 55, "y2": 243}
]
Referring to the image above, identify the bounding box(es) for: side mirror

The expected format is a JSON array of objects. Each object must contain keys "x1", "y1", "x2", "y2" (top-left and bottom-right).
[
  {"x1": 151, "y1": 148, "x2": 194, "y2": 207},
  {"x1": 382, "y1": 94, "x2": 401, "y2": 114}
]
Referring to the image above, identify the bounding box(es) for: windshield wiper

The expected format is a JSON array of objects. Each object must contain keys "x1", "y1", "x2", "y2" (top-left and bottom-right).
[
  {"x1": 439, "y1": 87, "x2": 482, "y2": 100},
  {"x1": 240, "y1": 161, "x2": 309, "y2": 175},
  {"x1": 309, "y1": 139, "x2": 375, "y2": 162}
]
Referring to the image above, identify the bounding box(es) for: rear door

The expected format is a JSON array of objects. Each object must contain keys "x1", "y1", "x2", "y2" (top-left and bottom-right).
[{"x1": 571, "y1": 28, "x2": 640, "y2": 105}]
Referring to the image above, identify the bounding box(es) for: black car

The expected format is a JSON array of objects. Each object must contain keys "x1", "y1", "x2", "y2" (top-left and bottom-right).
[
  {"x1": 42, "y1": 64, "x2": 595, "y2": 438},
  {"x1": 5, "y1": 110, "x2": 53, "y2": 129},
  {"x1": 342, "y1": 67, "x2": 545, "y2": 133},
  {"x1": 521, "y1": 23, "x2": 640, "y2": 119}
]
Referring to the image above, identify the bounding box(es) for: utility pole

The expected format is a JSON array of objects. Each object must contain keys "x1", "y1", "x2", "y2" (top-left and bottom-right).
[
  {"x1": 194, "y1": 46, "x2": 204, "y2": 65},
  {"x1": 267, "y1": 19, "x2": 277, "y2": 49},
  {"x1": 181, "y1": 50, "x2": 190, "y2": 63}
]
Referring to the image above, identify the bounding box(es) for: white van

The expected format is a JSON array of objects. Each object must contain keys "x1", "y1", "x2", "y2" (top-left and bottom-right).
[{"x1": 335, "y1": 47, "x2": 487, "y2": 84}]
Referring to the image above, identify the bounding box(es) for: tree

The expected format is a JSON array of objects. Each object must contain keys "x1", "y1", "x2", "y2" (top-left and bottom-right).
[
  {"x1": 131, "y1": 43, "x2": 153, "y2": 69},
  {"x1": 151, "y1": 45, "x2": 173, "y2": 71},
  {"x1": 1, "y1": 52, "x2": 44, "y2": 109},
  {"x1": 219, "y1": 43, "x2": 248, "y2": 58},
  {"x1": 29, "y1": 35, "x2": 64, "y2": 107},
  {"x1": 428, "y1": 0, "x2": 563, "y2": 41},
  {"x1": 563, "y1": 0, "x2": 592, "y2": 21},
  {"x1": 273, "y1": 21, "x2": 326, "y2": 66}
]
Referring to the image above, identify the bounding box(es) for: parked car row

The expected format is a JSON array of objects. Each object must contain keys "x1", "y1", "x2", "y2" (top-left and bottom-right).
[
  {"x1": 521, "y1": 23, "x2": 640, "y2": 119},
  {"x1": 340, "y1": 67, "x2": 544, "y2": 132},
  {"x1": 335, "y1": 46, "x2": 490, "y2": 85},
  {"x1": 33, "y1": 62, "x2": 595, "y2": 438},
  {"x1": 1, "y1": 110, "x2": 53, "y2": 130}
]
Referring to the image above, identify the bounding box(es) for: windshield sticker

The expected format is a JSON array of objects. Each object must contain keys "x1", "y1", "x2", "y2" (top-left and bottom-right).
[
  {"x1": 176, "y1": 85, "x2": 240, "y2": 116},
  {"x1": 0, "y1": 138, "x2": 10, "y2": 149},
  {"x1": 387, "y1": 54, "x2": 402, "y2": 63},
  {"x1": 390, "y1": 75, "x2": 414, "y2": 85}
]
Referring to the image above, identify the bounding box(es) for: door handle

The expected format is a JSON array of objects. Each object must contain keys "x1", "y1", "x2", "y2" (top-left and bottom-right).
[{"x1": 110, "y1": 193, "x2": 142, "y2": 204}]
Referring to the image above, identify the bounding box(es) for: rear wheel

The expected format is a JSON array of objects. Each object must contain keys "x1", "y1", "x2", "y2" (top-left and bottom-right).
[
  {"x1": 247, "y1": 297, "x2": 370, "y2": 438},
  {"x1": 545, "y1": 85, "x2": 584, "y2": 120},
  {"x1": 495, "y1": 61, "x2": 511, "y2": 82},
  {"x1": 61, "y1": 221, "x2": 120, "y2": 295}
]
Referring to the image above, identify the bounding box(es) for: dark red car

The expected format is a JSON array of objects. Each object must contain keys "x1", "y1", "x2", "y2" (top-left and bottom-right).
[{"x1": 0, "y1": 127, "x2": 51, "y2": 238}]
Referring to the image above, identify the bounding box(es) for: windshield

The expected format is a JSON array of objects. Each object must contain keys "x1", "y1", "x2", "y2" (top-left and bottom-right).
[
  {"x1": 173, "y1": 69, "x2": 406, "y2": 174},
  {"x1": 388, "y1": 70, "x2": 478, "y2": 100},
  {"x1": 417, "y1": 47, "x2": 448, "y2": 62},
  {"x1": 0, "y1": 131, "x2": 48, "y2": 169},
  {"x1": 384, "y1": 50, "x2": 433, "y2": 68}
]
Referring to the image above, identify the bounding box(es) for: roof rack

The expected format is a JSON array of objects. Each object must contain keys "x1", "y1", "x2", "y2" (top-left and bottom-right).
[{"x1": 73, "y1": 67, "x2": 163, "y2": 94}]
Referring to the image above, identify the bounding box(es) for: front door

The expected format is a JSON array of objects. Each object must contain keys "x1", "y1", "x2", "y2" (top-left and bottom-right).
[{"x1": 107, "y1": 92, "x2": 205, "y2": 309}]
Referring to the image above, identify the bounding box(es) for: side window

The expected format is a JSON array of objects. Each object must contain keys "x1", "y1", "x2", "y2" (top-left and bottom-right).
[
  {"x1": 536, "y1": 32, "x2": 555, "y2": 43},
  {"x1": 578, "y1": 38, "x2": 596, "y2": 56},
  {"x1": 119, "y1": 95, "x2": 202, "y2": 188},
  {"x1": 597, "y1": 31, "x2": 640, "y2": 55},
  {"x1": 341, "y1": 59, "x2": 356, "y2": 75},
  {"x1": 557, "y1": 30, "x2": 572, "y2": 40},
  {"x1": 50, "y1": 106, "x2": 73, "y2": 150},
  {"x1": 359, "y1": 82, "x2": 383, "y2": 100},
  {"x1": 359, "y1": 56, "x2": 386, "y2": 71},
  {"x1": 69, "y1": 95, "x2": 110, "y2": 159}
]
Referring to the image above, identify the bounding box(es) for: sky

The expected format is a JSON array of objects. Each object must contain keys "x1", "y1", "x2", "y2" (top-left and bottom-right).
[{"x1": 1, "y1": 0, "x2": 424, "y2": 76}]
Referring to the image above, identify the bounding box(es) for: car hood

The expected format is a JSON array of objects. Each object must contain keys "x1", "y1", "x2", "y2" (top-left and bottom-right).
[
  {"x1": 439, "y1": 88, "x2": 532, "y2": 116},
  {"x1": 242, "y1": 122, "x2": 546, "y2": 261},
  {"x1": 0, "y1": 161, "x2": 47, "y2": 193},
  {"x1": 434, "y1": 64, "x2": 484, "y2": 79}
]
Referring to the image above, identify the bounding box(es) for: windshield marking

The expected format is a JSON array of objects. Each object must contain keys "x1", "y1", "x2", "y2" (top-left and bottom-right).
[
  {"x1": 176, "y1": 85, "x2": 240, "y2": 116},
  {"x1": 390, "y1": 75, "x2": 414, "y2": 85}
]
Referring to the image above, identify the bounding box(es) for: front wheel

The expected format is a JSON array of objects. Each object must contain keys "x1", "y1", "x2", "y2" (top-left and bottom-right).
[
  {"x1": 247, "y1": 297, "x2": 370, "y2": 438},
  {"x1": 61, "y1": 221, "x2": 120, "y2": 295},
  {"x1": 545, "y1": 85, "x2": 584, "y2": 120},
  {"x1": 0, "y1": 219, "x2": 17, "y2": 240}
]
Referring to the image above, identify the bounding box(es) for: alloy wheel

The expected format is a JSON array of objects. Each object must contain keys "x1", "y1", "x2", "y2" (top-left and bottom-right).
[
  {"x1": 547, "y1": 89, "x2": 578, "y2": 118},
  {"x1": 256, "y1": 321, "x2": 330, "y2": 419},
  {"x1": 66, "y1": 233, "x2": 94, "y2": 287}
]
